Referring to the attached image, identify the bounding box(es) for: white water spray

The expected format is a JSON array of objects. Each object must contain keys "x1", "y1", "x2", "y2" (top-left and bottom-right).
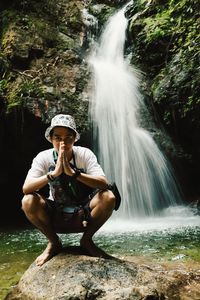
[{"x1": 88, "y1": 4, "x2": 182, "y2": 218}]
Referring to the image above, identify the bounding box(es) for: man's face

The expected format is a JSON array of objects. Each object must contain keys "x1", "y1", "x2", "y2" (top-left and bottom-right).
[{"x1": 51, "y1": 127, "x2": 76, "y2": 151}]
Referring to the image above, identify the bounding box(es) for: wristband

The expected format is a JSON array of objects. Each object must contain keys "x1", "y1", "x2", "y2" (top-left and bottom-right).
[
  {"x1": 47, "y1": 172, "x2": 55, "y2": 181},
  {"x1": 72, "y1": 169, "x2": 81, "y2": 179}
]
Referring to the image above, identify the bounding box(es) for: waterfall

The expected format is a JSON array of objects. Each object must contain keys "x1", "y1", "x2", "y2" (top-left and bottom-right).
[{"x1": 88, "y1": 4, "x2": 182, "y2": 218}]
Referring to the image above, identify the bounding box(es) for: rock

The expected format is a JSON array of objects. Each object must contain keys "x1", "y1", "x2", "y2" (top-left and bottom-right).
[{"x1": 5, "y1": 247, "x2": 200, "y2": 300}]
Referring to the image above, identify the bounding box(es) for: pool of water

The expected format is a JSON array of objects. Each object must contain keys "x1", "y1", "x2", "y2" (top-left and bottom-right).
[{"x1": 1, "y1": 206, "x2": 200, "y2": 300}]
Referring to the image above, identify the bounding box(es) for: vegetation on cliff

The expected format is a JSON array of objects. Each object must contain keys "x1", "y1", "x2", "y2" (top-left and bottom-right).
[
  {"x1": 127, "y1": 0, "x2": 200, "y2": 164},
  {"x1": 0, "y1": 0, "x2": 89, "y2": 132}
]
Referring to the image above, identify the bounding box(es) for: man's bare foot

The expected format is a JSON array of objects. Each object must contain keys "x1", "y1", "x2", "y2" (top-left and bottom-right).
[
  {"x1": 36, "y1": 240, "x2": 62, "y2": 266},
  {"x1": 80, "y1": 238, "x2": 112, "y2": 259}
]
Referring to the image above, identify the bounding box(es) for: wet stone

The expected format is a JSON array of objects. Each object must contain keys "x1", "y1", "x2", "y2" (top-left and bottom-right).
[{"x1": 5, "y1": 249, "x2": 200, "y2": 300}]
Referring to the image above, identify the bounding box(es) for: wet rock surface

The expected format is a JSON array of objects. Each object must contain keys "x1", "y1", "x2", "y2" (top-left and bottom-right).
[{"x1": 5, "y1": 248, "x2": 200, "y2": 300}]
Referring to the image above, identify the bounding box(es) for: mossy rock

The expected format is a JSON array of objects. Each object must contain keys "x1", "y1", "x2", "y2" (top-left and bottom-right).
[{"x1": 127, "y1": 0, "x2": 200, "y2": 164}]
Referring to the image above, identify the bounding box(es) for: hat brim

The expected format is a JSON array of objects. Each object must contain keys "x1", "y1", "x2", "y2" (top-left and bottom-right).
[{"x1": 45, "y1": 125, "x2": 80, "y2": 143}]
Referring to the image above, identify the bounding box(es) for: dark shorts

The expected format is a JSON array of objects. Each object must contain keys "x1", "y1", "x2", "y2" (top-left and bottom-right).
[
  {"x1": 45, "y1": 184, "x2": 121, "y2": 231},
  {"x1": 45, "y1": 199, "x2": 92, "y2": 220},
  {"x1": 45, "y1": 199, "x2": 92, "y2": 233}
]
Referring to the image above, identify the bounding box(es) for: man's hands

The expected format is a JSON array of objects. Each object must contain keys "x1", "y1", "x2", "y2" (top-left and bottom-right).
[
  {"x1": 51, "y1": 142, "x2": 75, "y2": 178},
  {"x1": 63, "y1": 152, "x2": 75, "y2": 176},
  {"x1": 23, "y1": 142, "x2": 75, "y2": 194}
]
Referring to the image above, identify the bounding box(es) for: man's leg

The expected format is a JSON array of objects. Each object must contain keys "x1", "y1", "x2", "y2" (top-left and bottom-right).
[
  {"x1": 80, "y1": 190, "x2": 116, "y2": 258},
  {"x1": 21, "y1": 193, "x2": 62, "y2": 266}
]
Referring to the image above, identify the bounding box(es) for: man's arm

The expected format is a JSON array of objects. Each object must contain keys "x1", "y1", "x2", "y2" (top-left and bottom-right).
[
  {"x1": 23, "y1": 175, "x2": 49, "y2": 194},
  {"x1": 23, "y1": 146, "x2": 64, "y2": 195},
  {"x1": 75, "y1": 173, "x2": 108, "y2": 189}
]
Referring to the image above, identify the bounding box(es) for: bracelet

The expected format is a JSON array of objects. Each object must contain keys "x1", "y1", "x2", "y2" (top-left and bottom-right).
[
  {"x1": 47, "y1": 172, "x2": 55, "y2": 181},
  {"x1": 72, "y1": 169, "x2": 81, "y2": 179}
]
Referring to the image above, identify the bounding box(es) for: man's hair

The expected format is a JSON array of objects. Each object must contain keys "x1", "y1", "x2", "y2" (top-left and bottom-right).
[{"x1": 50, "y1": 126, "x2": 76, "y2": 139}]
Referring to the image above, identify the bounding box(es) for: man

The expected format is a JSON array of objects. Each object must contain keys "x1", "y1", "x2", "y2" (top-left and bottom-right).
[{"x1": 22, "y1": 114, "x2": 119, "y2": 266}]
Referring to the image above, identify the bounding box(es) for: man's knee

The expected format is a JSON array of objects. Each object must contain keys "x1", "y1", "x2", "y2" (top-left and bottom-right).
[
  {"x1": 100, "y1": 191, "x2": 116, "y2": 211},
  {"x1": 21, "y1": 193, "x2": 43, "y2": 215}
]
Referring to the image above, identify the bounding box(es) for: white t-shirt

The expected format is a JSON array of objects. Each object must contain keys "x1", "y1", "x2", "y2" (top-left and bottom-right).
[{"x1": 26, "y1": 146, "x2": 105, "y2": 199}]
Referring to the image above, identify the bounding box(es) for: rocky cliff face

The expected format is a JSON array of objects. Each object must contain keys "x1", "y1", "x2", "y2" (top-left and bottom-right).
[
  {"x1": 126, "y1": 0, "x2": 200, "y2": 197},
  {"x1": 0, "y1": 0, "x2": 199, "y2": 223},
  {"x1": 5, "y1": 251, "x2": 200, "y2": 300},
  {"x1": 0, "y1": 0, "x2": 89, "y2": 128}
]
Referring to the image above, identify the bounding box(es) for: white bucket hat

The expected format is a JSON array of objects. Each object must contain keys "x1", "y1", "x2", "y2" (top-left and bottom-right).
[{"x1": 45, "y1": 114, "x2": 80, "y2": 142}]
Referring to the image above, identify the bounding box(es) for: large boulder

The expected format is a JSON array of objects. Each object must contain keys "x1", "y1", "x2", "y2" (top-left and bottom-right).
[{"x1": 5, "y1": 248, "x2": 200, "y2": 300}]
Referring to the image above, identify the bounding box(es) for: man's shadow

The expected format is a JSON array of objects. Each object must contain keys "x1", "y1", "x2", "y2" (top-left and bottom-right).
[{"x1": 61, "y1": 245, "x2": 117, "y2": 260}]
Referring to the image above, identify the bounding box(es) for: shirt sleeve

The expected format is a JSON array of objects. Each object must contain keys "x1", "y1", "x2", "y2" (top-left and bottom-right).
[
  {"x1": 25, "y1": 152, "x2": 48, "y2": 180},
  {"x1": 83, "y1": 148, "x2": 105, "y2": 176}
]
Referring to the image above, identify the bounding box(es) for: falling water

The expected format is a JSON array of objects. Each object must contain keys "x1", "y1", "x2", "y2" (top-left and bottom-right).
[{"x1": 88, "y1": 4, "x2": 182, "y2": 218}]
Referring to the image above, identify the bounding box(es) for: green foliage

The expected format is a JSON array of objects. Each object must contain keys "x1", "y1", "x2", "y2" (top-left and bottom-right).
[
  {"x1": 163, "y1": 111, "x2": 171, "y2": 124},
  {"x1": 6, "y1": 80, "x2": 44, "y2": 112},
  {"x1": 1, "y1": 10, "x2": 58, "y2": 53},
  {"x1": 129, "y1": 0, "x2": 200, "y2": 72},
  {"x1": 31, "y1": 18, "x2": 58, "y2": 47},
  {"x1": 128, "y1": 0, "x2": 200, "y2": 150},
  {"x1": 19, "y1": 81, "x2": 43, "y2": 97},
  {"x1": 143, "y1": 10, "x2": 172, "y2": 43},
  {"x1": 1, "y1": 0, "x2": 61, "y2": 20},
  {"x1": 0, "y1": 53, "x2": 10, "y2": 75},
  {"x1": 0, "y1": 79, "x2": 8, "y2": 97}
]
